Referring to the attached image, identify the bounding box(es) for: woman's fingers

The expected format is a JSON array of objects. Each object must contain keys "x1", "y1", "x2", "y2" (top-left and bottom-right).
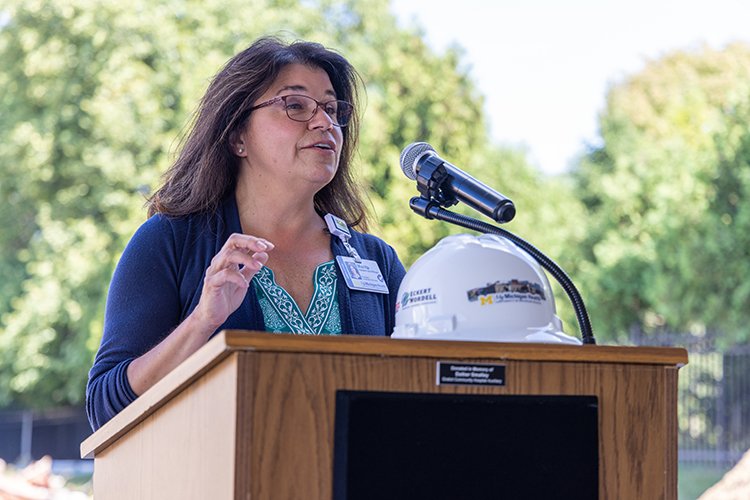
[
  {"x1": 228, "y1": 233, "x2": 274, "y2": 253},
  {"x1": 207, "y1": 249, "x2": 257, "y2": 274},
  {"x1": 194, "y1": 234, "x2": 273, "y2": 330},
  {"x1": 204, "y1": 267, "x2": 251, "y2": 290},
  {"x1": 206, "y1": 234, "x2": 274, "y2": 277},
  {"x1": 239, "y1": 251, "x2": 269, "y2": 280}
]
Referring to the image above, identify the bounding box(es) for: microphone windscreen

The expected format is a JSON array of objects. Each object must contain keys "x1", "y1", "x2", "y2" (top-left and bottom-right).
[{"x1": 399, "y1": 142, "x2": 435, "y2": 180}]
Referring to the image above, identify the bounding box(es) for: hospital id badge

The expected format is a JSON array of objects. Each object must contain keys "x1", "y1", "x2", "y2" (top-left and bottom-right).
[{"x1": 336, "y1": 256, "x2": 389, "y2": 294}]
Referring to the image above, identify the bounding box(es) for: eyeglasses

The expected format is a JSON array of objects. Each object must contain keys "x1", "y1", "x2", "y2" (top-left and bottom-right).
[{"x1": 250, "y1": 94, "x2": 354, "y2": 128}]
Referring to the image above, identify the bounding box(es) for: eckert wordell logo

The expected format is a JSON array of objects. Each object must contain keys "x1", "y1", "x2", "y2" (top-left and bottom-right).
[{"x1": 396, "y1": 288, "x2": 438, "y2": 311}]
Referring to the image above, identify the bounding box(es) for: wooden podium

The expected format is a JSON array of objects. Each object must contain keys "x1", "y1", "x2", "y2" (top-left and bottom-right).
[{"x1": 81, "y1": 331, "x2": 687, "y2": 499}]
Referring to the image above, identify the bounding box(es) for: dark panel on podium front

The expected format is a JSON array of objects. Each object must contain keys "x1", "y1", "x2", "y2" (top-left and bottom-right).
[{"x1": 333, "y1": 392, "x2": 598, "y2": 500}]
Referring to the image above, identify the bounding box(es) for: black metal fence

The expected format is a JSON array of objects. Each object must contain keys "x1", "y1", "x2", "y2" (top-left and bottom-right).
[
  {"x1": 0, "y1": 406, "x2": 91, "y2": 464},
  {"x1": 630, "y1": 330, "x2": 750, "y2": 467}
]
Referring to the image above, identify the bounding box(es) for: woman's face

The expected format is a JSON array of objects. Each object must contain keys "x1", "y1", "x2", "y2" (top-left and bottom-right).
[{"x1": 236, "y1": 63, "x2": 345, "y2": 194}]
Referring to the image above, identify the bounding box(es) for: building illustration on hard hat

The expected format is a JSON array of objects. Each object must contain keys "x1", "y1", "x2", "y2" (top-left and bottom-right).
[{"x1": 467, "y1": 279, "x2": 546, "y2": 303}]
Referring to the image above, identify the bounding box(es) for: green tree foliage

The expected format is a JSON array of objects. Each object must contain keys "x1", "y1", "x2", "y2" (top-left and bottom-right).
[
  {"x1": 1, "y1": 0, "x2": 569, "y2": 408},
  {"x1": 0, "y1": 0, "x2": 176, "y2": 407},
  {"x1": 574, "y1": 43, "x2": 750, "y2": 343}
]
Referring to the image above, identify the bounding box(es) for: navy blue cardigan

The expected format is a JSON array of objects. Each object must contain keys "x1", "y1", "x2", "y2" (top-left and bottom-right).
[{"x1": 86, "y1": 195, "x2": 406, "y2": 430}]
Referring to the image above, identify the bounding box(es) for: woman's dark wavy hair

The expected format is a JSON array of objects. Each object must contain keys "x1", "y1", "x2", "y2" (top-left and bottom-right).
[{"x1": 148, "y1": 36, "x2": 368, "y2": 230}]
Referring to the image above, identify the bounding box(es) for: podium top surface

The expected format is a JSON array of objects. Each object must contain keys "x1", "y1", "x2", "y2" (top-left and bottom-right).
[
  {"x1": 218, "y1": 330, "x2": 688, "y2": 364},
  {"x1": 81, "y1": 330, "x2": 687, "y2": 458}
]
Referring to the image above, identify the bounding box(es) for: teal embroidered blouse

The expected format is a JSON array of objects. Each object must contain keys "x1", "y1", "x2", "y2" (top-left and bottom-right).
[{"x1": 251, "y1": 260, "x2": 342, "y2": 335}]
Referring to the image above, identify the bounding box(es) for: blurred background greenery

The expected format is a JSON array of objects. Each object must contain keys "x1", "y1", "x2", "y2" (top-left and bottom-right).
[{"x1": 1, "y1": 0, "x2": 749, "y2": 497}]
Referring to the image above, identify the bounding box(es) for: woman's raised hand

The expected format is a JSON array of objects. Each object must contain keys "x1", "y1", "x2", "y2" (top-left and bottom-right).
[{"x1": 193, "y1": 233, "x2": 273, "y2": 331}]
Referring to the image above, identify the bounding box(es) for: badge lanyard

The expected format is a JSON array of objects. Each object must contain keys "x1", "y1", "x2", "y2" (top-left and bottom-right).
[{"x1": 324, "y1": 214, "x2": 389, "y2": 294}]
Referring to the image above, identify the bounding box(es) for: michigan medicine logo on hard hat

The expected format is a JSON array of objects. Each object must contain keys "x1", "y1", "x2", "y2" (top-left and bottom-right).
[{"x1": 467, "y1": 279, "x2": 546, "y2": 306}]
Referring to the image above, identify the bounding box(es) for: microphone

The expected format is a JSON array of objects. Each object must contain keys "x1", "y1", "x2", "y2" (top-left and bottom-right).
[{"x1": 400, "y1": 142, "x2": 516, "y2": 223}]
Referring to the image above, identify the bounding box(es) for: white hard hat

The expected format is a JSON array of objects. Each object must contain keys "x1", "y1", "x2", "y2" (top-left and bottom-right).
[{"x1": 392, "y1": 233, "x2": 581, "y2": 344}]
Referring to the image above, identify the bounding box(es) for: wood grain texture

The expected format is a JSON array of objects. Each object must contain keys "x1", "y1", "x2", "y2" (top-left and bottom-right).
[
  {"x1": 82, "y1": 331, "x2": 686, "y2": 500},
  {"x1": 221, "y1": 330, "x2": 688, "y2": 366},
  {"x1": 92, "y1": 355, "x2": 238, "y2": 500},
  {"x1": 665, "y1": 367, "x2": 680, "y2": 498},
  {"x1": 81, "y1": 335, "x2": 232, "y2": 458},
  {"x1": 82, "y1": 331, "x2": 688, "y2": 458},
  {"x1": 232, "y1": 352, "x2": 677, "y2": 499}
]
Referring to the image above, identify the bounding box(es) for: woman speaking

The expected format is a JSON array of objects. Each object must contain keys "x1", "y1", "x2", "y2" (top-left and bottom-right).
[{"x1": 86, "y1": 37, "x2": 406, "y2": 430}]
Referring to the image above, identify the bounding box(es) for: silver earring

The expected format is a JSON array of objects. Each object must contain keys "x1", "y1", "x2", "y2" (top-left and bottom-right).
[{"x1": 238, "y1": 147, "x2": 244, "y2": 154}]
